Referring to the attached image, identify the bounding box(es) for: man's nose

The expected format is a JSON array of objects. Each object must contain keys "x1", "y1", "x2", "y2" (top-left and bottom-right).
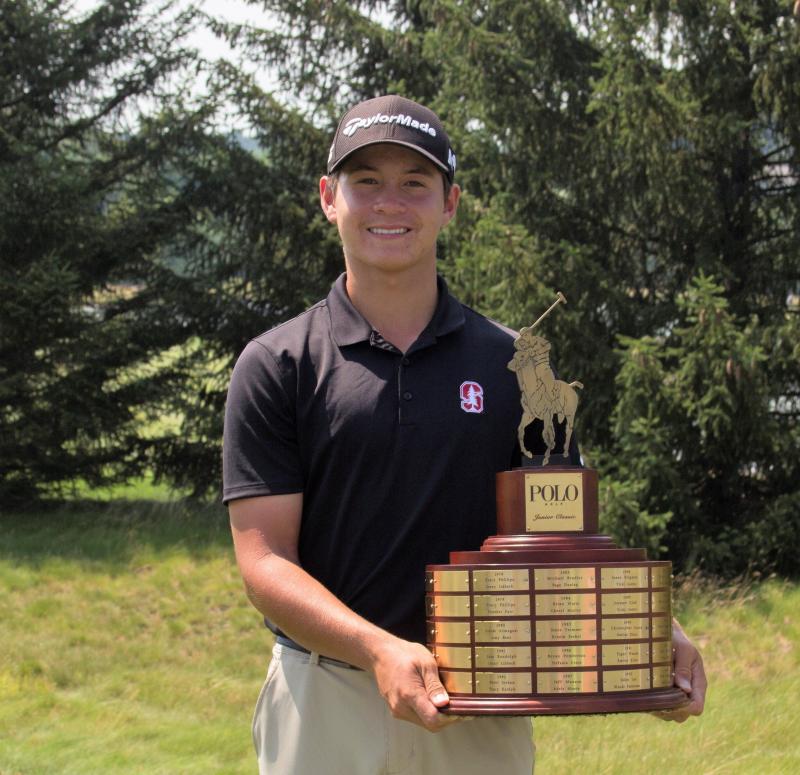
[{"x1": 372, "y1": 185, "x2": 407, "y2": 213}]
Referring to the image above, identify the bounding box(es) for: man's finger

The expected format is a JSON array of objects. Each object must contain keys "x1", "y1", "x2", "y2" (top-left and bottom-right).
[{"x1": 422, "y1": 662, "x2": 450, "y2": 708}]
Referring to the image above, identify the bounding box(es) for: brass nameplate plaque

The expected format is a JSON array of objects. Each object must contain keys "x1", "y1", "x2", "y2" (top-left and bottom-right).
[
  {"x1": 433, "y1": 645, "x2": 471, "y2": 669},
  {"x1": 475, "y1": 646, "x2": 532, "y2": 668},
  {"x1": 426, "y1": 570, "x2": 469, "y2": 593},
  {"x1": 651, "y1": 590, "x2": 671, "y2": 613},
  {"x1": 537, "y1": 671, "x2": 599, "y2": 694},
  {"x1": 536, "y1": 619, "x2": 597, "y2": 642},
  {"x1": 534, "y1": 567, "x2": 595, "y2": 590},
  {"x1": 524, "y1": 472, "x2": 584, "y2": 532},
  {"x1": 537, "y1": 645, "x2": 598, "y2": 668},
  {"x1": 474, "y1": 594, "x2": 530, "y2": 617},
  {"x1": 651, "y1": 566, "x2": 671, "y2": 588},
  {"x1": 536, "y1": 593, "x2": 596, "y2": 616},
  {"x1": 441, "y1": 670, "x2": 473, "y2": 694},
  {"x1": 426, "y1": 595, "x2": 470, "y2": 617},
  {"x1": 601, "y1": 592, "x2": 650, "y2": 615},
  {"x1": 475, "y1": 672, "x2": 533, "y2": 694},
  {"x1": 600, "y1": 567, "x2": 648, "y2": 589},
  {"x1": 652, "y1": 616, "x2": 671, "y2": 639},
  {"x1": 473, "y1": 569, "x2": 530, "y2": 592},
  {"x1": 601, "y1": 617, "x2": 649, "y2": 640},
  {"x1": 651, "y1": 640, "x2": 671, "y2": 663},
  {"x1": 474, "y1": 620, "x2": 532, "y2": 643},
  {"x1": 653, "y1": 665, "x2": 672, "y2": 688},
  {"x1": 603, "y1": 668, "x2": 650, "y2": 692},
  {"x1": 602, "y1": 643, "x2": 650, "y2": 666},
  {"x1": 428, "y1": 621, "x2": 471, "y2": 644}
]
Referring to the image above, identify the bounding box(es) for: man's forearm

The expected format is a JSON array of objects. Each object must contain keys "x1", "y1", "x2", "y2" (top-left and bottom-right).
[
  {"x1": 241, "y1": 551, "x2": 397, "y2": 671},
  {"x1": 240, "y1": 552, "x2": 457, "y2": 731}
]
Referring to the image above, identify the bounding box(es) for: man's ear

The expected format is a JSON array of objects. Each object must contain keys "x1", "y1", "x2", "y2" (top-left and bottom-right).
[
  {"x1": 320, "y1": 176, "x2": 337, "y2": 224},
  {"x1": 441, "y1": 183, "x2": 461, "y2": 227}
]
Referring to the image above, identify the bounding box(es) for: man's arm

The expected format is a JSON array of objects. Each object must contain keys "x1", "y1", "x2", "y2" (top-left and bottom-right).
[
  {"x1": 228, "y1": 493, "x2": 459, "y2": 732},
  {"x1": 654, "y1": 619, "x2": 707, "y2": 722}
]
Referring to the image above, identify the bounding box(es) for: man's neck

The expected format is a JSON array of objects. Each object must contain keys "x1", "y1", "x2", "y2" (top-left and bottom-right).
[{"x1": 345, "y1": 268, "x2": 438, "y2": 353}]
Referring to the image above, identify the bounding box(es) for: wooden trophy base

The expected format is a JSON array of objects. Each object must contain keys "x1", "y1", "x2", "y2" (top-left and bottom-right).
[{"x1": 444, "y1": 687, "x2": 688, "y2": 716}]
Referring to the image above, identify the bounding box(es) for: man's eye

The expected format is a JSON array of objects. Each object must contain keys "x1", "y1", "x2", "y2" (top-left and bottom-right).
[
  {"x1": 406, "y1": 179, "x2": 426, "y2": 188},
  {"x1": 356, "y1": 177, "x2": 378, "y2": 184}
]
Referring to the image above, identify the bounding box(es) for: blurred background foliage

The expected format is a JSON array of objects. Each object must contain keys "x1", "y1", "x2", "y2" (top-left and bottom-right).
[{"x1": 1, "y1": 0, "x2": 798, "y2": 576}]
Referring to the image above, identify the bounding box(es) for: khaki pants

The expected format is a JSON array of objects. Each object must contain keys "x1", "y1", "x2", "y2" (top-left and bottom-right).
[{"x1": 253, "y1": 643, "x2": 535, "y2": 775}]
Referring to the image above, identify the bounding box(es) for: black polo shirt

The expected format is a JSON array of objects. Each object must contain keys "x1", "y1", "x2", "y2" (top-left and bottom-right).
[{"x1": 223, "y1": 274, "x2": 527, "y2": 643}]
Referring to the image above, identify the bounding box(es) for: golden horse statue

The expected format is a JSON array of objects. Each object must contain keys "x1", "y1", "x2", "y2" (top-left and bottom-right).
[{"x1": 507, "y1": 294, "x2": 582, "y2": 465}]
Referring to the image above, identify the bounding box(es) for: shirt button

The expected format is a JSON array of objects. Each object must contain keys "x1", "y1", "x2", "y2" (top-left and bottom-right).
[
  {"x1": 402, "y1": 357, "x2": 410, "y2": 366},
  {"x1": 403, "y1": 391, "x2": 413, "y2": 401}
]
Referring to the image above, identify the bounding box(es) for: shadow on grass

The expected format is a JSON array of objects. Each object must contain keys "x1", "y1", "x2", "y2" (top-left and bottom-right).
[{"x1": 0, "y1": 498, "x2": 232, "y2": 570}]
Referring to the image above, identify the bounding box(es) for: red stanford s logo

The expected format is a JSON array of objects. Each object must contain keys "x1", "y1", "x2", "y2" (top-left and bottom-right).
[{"x1": 459, "y1": 381, "x2": 484, "y2": 413}]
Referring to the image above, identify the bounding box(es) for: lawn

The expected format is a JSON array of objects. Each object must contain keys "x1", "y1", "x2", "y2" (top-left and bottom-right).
[{"x1": 1, "y1": 498, "x2": 798, "y2": 774}]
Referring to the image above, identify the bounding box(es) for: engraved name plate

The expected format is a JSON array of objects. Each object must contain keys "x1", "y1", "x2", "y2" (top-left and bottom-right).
[
  {"x1": 475, "y1": 646, "x2": 532, "y2": 668},
  {"x1": 475, "y1": 672, "x2": 533, "y2": 694},
  {"x1": 474, "y1": 620, "x2": 532, "y2": 643},
  {"x1": 652, "y1": 616, "x2": 671, "y2": 639},
  {"x1": 601, "y1": 592, "x2": 650, "y2": 615},
  {"x1": 426, "y1": 595, "x2": 471, "y2": 617},
  {"x1": 536, "y1": 619, "x2": 598, "y2": 642},
  {"x1": 474, "y1": 594, "x2": 530, "y2": 617},
  {"x1": 441, "y1": 670, "x2": 473, "y2": 694},
  {"x1": 651, "y1": 640, "x2": 671, "y2": 663},
  {"x1": 651, "y1": 566, "x2": 671, "y2": 588},
  {"x1": 600, "y1": 567, "x2": 648, "y2": 589},
  {"x1": 602, "y1": 643, "x2": 650, "y2": 666},
  {"x1": 536, "y1": 593, "x2": 596, "y2": 616},
  {"x1": 534, "y1": 567, "x2": 596, "y2": 590},
  {"x1": 428, "y1": 621, "x2": 471, "y2": 644},
  {"x1": 426, "y1": 570, "x2": 469, "y2": 593},
  {"x1": 651, "y1": 590, "x2": 671, "y2": 613},
  {"x1": 601, "y1": 617, "x2": 650, "y2": 640},
  {"x1": 537, "y1": 645, "x2": 598, "y2": 668},
  {"x1": 525, "y1": 472, "x2": 584, "y2": 532},
  {"x1": 603, "y1": 668, "x2": 651, "y2": 691},
  {"x1": 537, "y1": 671, "x2": 599, "y2": 694},
  {"x1": 433, "y1": 645, "x2": 471, "y2": 669},
  {"x1": 473, "y1": 569, "x2": 530, "y2": 592},
  {"x1": 653, "y1": 665, "x2": 672, "y2": 688}
]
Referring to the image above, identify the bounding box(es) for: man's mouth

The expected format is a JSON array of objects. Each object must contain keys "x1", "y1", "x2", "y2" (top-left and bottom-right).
[{"x1": 368, "y1": 227, "x2": 410, "y2": 235}]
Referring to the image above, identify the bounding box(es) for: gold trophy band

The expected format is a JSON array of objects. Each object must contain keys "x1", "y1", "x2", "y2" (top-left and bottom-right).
[{"x1": 426, "y1": 565, "x2": 672, "y2": 695}]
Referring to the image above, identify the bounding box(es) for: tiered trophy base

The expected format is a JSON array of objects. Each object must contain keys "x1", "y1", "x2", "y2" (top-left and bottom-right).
[{"x1": 426, "y1": 532, "x2": 689, "y2": 716}]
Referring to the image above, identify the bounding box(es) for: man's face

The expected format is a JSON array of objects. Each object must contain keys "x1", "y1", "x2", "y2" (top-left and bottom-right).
[{"x1": 319, "y1": 144, "x2": 460, "y2": 279}]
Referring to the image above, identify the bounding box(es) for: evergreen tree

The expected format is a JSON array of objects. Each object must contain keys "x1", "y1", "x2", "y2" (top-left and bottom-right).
[{"x1": 0, "y1": 0, "x2": 216, "y2": 502}]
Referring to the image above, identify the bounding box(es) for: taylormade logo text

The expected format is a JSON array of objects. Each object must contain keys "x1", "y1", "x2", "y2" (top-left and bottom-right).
[{"x1": 343, "y1": 112, "x2": 437, "y2": 138}]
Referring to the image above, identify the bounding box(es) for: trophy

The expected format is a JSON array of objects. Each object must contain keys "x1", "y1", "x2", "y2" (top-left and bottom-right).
[{"x1": 426, "y1": 294, "x2": 688, "y2": 714}]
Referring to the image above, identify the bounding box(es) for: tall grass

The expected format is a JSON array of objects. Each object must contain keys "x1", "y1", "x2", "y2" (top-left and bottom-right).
[{"x1": 1, "y1": 498, "x2": 798, "y2": 774}]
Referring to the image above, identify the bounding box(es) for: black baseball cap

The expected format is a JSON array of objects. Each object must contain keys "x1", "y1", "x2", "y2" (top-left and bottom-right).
[{"x1": 327, "y1": 95, "x2": 456, "y2": 183}]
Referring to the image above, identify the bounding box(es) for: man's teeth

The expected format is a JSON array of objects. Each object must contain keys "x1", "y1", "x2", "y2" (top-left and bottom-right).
[{"x1": 369, "y1": 228, "x2": 409, "y2": 235}]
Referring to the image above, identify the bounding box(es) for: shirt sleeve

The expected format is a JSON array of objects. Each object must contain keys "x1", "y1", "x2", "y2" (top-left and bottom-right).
[{"x1": 222, "y1": 339, "x2": 303, "y2": 503}]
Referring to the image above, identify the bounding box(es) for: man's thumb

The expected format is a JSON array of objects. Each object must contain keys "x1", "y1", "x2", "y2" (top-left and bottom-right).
[{"x1": 423, "y1": 665, "x2": 450, "y2": 707}]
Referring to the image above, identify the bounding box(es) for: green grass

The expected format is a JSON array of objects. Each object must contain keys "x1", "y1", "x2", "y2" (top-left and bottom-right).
[
  {"x1": 0, "y1": 499, "x2": 269, "y2": 775},
  {"x1": 1, "y1": 500, "x2": 799, "y2": 774}
]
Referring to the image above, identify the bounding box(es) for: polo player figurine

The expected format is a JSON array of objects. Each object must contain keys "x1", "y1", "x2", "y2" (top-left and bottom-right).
[{"x1": 508, "y1": 293, "x2": 583, "y2": 465}]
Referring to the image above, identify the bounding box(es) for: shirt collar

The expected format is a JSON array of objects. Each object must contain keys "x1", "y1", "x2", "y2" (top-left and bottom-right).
[{"x1": 327, "y1": 273, "x2": 465, "y2": 348}]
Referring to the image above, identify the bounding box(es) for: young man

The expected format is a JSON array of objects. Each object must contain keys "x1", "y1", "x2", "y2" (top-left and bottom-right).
[{"x1": 222, "y1": 95, "x2": 706, "y2": 775}]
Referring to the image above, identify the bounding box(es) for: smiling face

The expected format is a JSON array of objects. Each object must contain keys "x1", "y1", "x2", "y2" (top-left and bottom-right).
[{"x1": 320, "y1": 144, "x2": 460, "y2": 281}]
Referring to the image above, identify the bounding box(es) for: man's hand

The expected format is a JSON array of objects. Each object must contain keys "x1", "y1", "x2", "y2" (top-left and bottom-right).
[
  {"x1": 654, "y1": 618, "x2": 707, "y2": 723},
  {"x1": 370, "y1": 637, "x2": 461, "y2": 732}
]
